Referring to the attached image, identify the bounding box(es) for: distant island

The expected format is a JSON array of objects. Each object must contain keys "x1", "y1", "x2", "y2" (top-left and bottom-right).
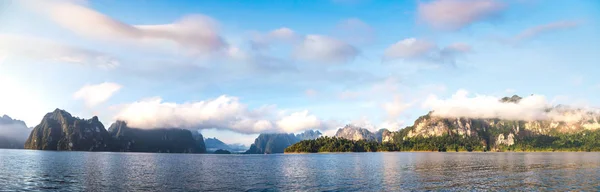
[{"x1": 286, "y1": 95, "x2": 600, "y2": 153}]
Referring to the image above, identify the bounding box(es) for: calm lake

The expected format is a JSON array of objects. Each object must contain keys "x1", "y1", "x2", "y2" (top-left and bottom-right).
[{"x1": 1, "y1": 149, "x2": 599, "y2": 191}]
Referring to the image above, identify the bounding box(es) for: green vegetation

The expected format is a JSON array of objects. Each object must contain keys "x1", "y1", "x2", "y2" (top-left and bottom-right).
[
  {"x1": 505, "y1": 130, "x2": 600, "y2": 152},
  {"x1": 286, "y1": 130, "x2": 600, "y2": 153},
  {"x1": 285, "y1": 135, "x2": 486, "y2": 153},
  {"x1": 285, "y1": 136, "x2": 381, "y2": 153}
]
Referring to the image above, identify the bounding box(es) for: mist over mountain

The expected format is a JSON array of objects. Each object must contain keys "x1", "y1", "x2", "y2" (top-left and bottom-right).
[
  {"x1": 205, "y1": 137, "x2": 248, "y2": 152},
  {"x1": 0, "y1": 115, "x2": 31, "y2": 149}
]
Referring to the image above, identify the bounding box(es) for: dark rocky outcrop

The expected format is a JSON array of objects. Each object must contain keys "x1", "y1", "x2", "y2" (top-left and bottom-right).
[
  {"x1": 245, "y1": 133, "x2": 300, "y2": 154},
  {"x1": 108, "y1": 121, "x2": 206, "y2": 153},
  {"x1": 22, "y1": 109, "x2": 206, "y2": 153},
  {"x1": 244, "y1": 130, "x2": 327, "y2": 154},
  {"x1": 0, "y1": 115, "x2": 31, "y2": 149},
  {"x1": 399, "y1": 106, "x2": 600, "y2": 151},
  {"x1": 24, "y1": 109, "x2": 111, "y2": 151},
  {"x1": 214, "y1": 149, "x2": 231, "y2": 154}
]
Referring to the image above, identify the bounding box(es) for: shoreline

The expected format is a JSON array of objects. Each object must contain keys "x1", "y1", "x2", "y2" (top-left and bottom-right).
[{"x1": 284, "y1": 150, "x2": 599, "y2": 154}]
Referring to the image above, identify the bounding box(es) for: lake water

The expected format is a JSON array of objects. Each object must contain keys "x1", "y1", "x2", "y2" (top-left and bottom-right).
[{"x1": 1, "y1": 150, "x2": 599, "y2": 191}]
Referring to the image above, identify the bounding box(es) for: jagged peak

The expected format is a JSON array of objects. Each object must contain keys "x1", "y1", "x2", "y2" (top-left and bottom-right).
[
  {"x1": 113, "y1": 120, "x2": 128, "y2": 125},
  {"x1": 46, "y1": 108, "x2": 73, "y2": 118},
  {"x1": 499, "y1": 95, "x2": 522, "y2": 103},
  {"x1": 342, "y1": 124, "x2": 365, "y2": 129}
]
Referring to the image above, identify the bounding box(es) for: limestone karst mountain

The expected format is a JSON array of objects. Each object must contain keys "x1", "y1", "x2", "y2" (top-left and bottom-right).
[
  {"x1": 334, "y1": 125, "x2": 377, "y2": 141},
  {"x1": 245, "y1": 130, "x2": 323, "y2": 154},
  {"x1": 108, "y1": 120, "x2": 206, "y2": 153},
  {"x1": 23, "y1": 109, "x2": 206, "y2": 153},
  {"x1": 24, "y1": 109, "x2": 111, "y2": 151}
]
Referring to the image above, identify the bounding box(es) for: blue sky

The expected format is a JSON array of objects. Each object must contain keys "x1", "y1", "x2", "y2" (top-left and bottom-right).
[{"x1": 0, "y1": 0, "x2": 599, "y2": 145}]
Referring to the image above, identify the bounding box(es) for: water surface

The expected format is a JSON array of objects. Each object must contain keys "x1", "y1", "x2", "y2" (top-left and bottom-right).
[{"x1": 1, "y1": 149, "x2": 599, "y2": 191}]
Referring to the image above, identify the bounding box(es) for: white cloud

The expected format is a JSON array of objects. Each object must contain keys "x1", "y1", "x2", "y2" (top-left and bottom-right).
[
  {"x1": 114, "y1": 95, "x2": 329, "y2": 134},
  {"x1": 294, "y1": 35, "x2": 359, "y2": 64},
  {"x1": 384, "y1": 38, "x2": 436, "y2": 60},
  {"x1": 333, "y1": 18, "x2": 376, "y2": 45},
  {"x1": 422, "y1": 89, "x2": 594, "y2": 122},
  {"x1": 249, "y1": 27, "x2": 359, "y2": 64},
  {"x1": 26, "y1": 1, "x2": 226, "y2": 55},
  {"x1": 379, "y1": 120, "x2": 405, "y2": 131},
  {"x1": 347, "y1": 116, "x2": 404, "y2": 132},
  {"x1": 250, "y1": 27, "x2": 299, "y2": 50},
  {"x1": 74, "y1": 82, "x2": 122, "y2": 107},
  {"x1": 513, "y1": 20, "x2": 580, "y2": 42},
  {"x1": 384, "y1": 38, "x2": 471, "y2": 64},
  {"x1": 418, "y1": 0, "x2": 505, "y2": 31},
  {"x1": 382, "y1": 95, "x2": 412, "y2": 119},
  {"x1": 276, "y1": 110, "x2": 322, "y2": 133},
  {"x1": 0, "y1": 34, "x2": 120, "y2": 69}
]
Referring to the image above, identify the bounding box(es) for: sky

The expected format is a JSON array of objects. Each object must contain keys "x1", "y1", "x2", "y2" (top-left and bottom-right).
[{"x1": 0, "y1": 0, "x2": 599, "y2": 145}]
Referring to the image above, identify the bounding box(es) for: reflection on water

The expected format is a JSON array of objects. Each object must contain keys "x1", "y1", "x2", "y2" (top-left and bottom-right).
[{"x1": 1, "y1": 149, "x2": 600, "y2": 191}]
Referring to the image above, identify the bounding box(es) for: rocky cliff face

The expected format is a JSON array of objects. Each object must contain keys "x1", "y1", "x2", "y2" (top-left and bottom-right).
[
  {"x1": 335, "y1": 125, "x2": 376, "y2": 141},
  {"x1": 108, "y1": 121, "x2": 206, "y2": 153},
  {"x1": 245, "y1": 133, "x2": 300, "y2": 154},
  {"x1": 295, "y1": 130, "x2": 322, "y2": 140},
  {"x1": 0, "y1": 115, "x2": 31, "y2": 149},
  {"x1": 376, "y1": 129, "x2": 394, "y2": 143},
  {"x1": 24, "y1": 109, "x2": 111, "y2": 151},
  {"x1": 401, "y1": 109, "x2": 600, "y2": 151}
]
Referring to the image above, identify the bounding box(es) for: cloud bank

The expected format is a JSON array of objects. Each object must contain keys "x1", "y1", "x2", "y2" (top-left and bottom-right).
[
  {"x1": 423, "y1": 89, "x2": 595, "y2": 122},
  {"x1": 114, "y1": 95, "x2": 330, "y2": 134}
]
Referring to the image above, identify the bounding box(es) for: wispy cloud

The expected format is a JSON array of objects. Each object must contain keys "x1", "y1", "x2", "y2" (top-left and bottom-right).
[
  {"x1": 0, "y1": 34, "x2": 120, "y2": 69},
  {"x1": 26, "y1": 1, "x2": 227, "y2": 55},
  {"x1": 509, "y1": 20, "x2": 581, "y2": 44},
  {"x1": 417, "y1": 0, "x2": 506, "y2": 31},
  {"x1": 383, "y1": 38, "x2": 471, "y2": 65},
  {"x1": 74, "y1": 82, "x2": 122, "y2": 108}
]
